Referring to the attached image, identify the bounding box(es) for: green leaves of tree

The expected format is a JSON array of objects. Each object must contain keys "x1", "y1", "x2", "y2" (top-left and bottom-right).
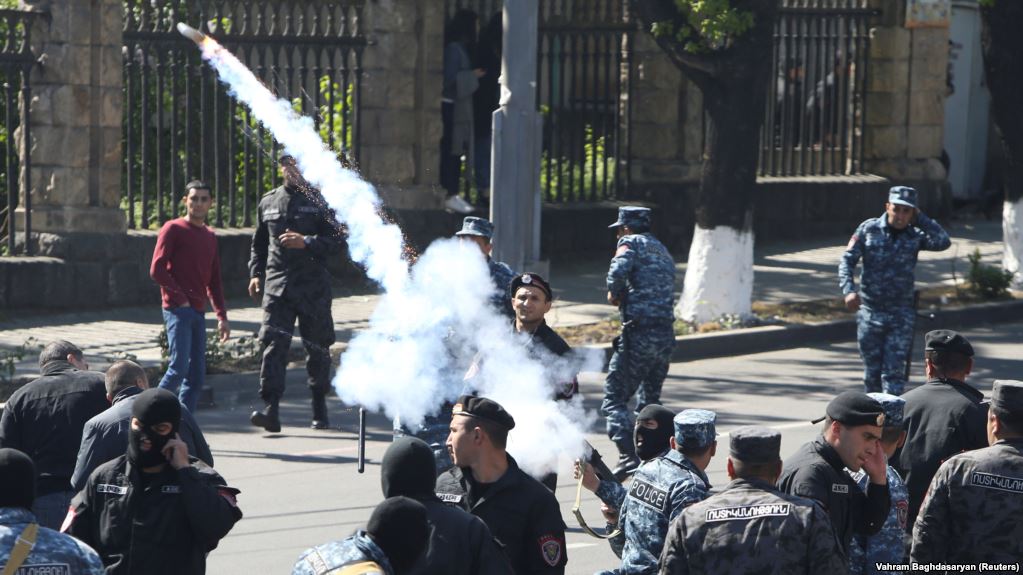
[{"x1": 650, "y1": 0, "x2": 755, "y2": 53}]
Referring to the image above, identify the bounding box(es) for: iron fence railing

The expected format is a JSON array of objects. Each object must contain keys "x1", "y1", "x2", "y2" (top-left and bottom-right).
[
  {"x1": 0, "y1": 9, "x2": 40, "y2": 256},
  {"x1": 758, "y1": 0, "x2": 878, "y2": 177},
  {"x1": 122, "y1": 1, "x2": 366, "y2": 230}
]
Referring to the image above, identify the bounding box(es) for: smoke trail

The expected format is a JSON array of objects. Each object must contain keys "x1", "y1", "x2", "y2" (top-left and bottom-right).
[{"x1": 195, "y1": 35, "x2": 600, "y2": 477}]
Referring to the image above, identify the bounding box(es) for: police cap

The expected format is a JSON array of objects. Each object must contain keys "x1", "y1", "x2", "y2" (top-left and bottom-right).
[
  {"x1": 729, "y1": 426, "x2": 781, "y2": 464},
  {"x1": 888, "y1": 186, "x2": 918, "y2": 209},
  {"x1": 991, "y1": 380, "x2": 1023, "y2": 418},
  {"x1": 866, "y1": 392, "x2": 906, "y2": 429},
  {"x1": 608, "y1": 206, "x2": 651, "y2": 230},
  {"x1": 674, "y1": 409, "x2": 717, "y2": 449},
  {"x1": 924, "y1": 329, "x2": 974, "y2": 357},
  {"x1": 455, "y1": 216, "x2": 494, "y2": 239},
  {"x1": 812, "y1": 391, "x2": 886, "y2": 427},
  {"x1": 452, "y1": 394, "x2": 516, "y2": 430},
  {"x1": 510, "y1": 273, "x2": 552, "y2": 300}
]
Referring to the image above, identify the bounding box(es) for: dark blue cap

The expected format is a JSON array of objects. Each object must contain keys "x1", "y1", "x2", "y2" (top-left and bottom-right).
[
  {"x1": 888, "y1": 186, "x2": 918, "y2": 209},
  {"x1": 674, "y1": 409, "x2": 716, "y2": 449},
  {"x1": 867, "y1": 392, "x2": 906, "y2": 429},
  {"x1": 729, "y1": 426, "x2": 781, "y2": 464},
  {"x1": 455, "y1": 216, "x2": 494, "y2": 239},
  {"x1": 609, "y1": 206, "x2": 651, "y2": 230}
]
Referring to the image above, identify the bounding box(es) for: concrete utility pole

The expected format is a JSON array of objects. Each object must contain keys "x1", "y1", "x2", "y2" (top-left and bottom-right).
[{"x1": 489, "y1": 0, "x2": 543, "y2": 273}]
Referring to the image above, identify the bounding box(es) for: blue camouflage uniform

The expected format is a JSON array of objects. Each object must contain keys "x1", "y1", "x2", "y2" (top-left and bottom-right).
[
  {"x1": 838, "y1": 186, "x2": 950, "y2": 395},
  {"x1": 847, "y1": 393, "x2": 910, "y2": 575},
  {"x1": 602, "y1": 207, "x2": 677, "y2": 458},
  {"x1": 455, "y1": 216, "x2": 517, "y2": 318},
  {"x1": 292, "y1": 530, "x2": 394, "y2": 575},
  {"x1": 0, "y1": 507, "x2": 105, "y2": 574},
  {"x1": 592, "y1": 409, "x2": 715, "y2": 575}
]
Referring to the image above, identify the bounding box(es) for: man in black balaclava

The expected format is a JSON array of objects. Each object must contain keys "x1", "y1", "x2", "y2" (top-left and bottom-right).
[
  {"x1": 65, "y1": 389, "x2": 242, "y2": 575},
  {"x1": 378, "y1": 436, "x2": 512, "y2": 575},
  {"x1": 0, "y1": 448, "x2": 106, "y2": 571}
]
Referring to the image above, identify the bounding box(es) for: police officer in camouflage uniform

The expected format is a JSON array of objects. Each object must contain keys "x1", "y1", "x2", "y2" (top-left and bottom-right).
[
  {"x1": 249, "y1": 155, "x2": 342, "y2": 433},
  {"x1": 911, "y1": 380, "x2": 1023, "y2": 565},
  {"x1": 293, "y1": 496, "x2": 430, "y2": 575},
  {"x1": 455, "y1": 216, "x2": 517, "y2": 318},
  {"x1": 659, "y1": 427, "x2": 848, "y2": 575},
  {"x1": 602, "y1": 207, "x2": 677, "y2": 477},
  {"x1": 839, "y1": 186, "x2": 951, "y2": 395},
  {"x1": 846, "y1": 393, "x2": 910, "y2": 575},
  {"x1": 0, "y1": 448, "x2": 105, "y2": 574},
  {"x1": 592, "y1": 409, "x2": 716, "y2": 574}
]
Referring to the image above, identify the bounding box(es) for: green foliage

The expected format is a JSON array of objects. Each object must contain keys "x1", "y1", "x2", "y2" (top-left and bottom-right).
[
  {"x1": 0, "y1": 0, "x2": 19, "y2": 9},
  {"x1": 967, "y1": 248, "x2": 1014, "y2": 298},
  {"x1": 540, "y1": 125, "x2": 616, "y2": 201},
  {"x1": 650, "y1": 0, "x2": 755, "y2": 53},
  {"x1": 157, "y1": 328, "x2": 260, "y2": 373}
]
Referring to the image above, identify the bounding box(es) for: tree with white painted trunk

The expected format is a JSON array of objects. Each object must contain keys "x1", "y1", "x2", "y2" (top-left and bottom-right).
[
  {"x1": 628, "y1": 0, "x2": 779, "y2": 323},
  {"x1": 979, "y1": 0, "x2": 1023, "y2": 288}
]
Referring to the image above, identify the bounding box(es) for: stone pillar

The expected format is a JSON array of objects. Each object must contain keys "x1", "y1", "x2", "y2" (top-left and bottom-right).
[
  {"x1": 359, "y1": 0, "x2": 444, "y2": 210},
  {"x1": 18, "y1": 0, "x2": 125, "y2": 233},
  {"x1": 861, "y1": 0, "x2": 949, "y2": 210}
]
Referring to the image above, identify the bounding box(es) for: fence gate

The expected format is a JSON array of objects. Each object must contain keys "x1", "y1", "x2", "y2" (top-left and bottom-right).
[
  {"x1": 122, "y1": 1, "x2": 366, "y2": 230},
  {"x1": 758, "y1": 0, "x2": 877, "y2": 177},
  {"x1": 445, "y1": 0, "x2": 633, "y2": 203}
]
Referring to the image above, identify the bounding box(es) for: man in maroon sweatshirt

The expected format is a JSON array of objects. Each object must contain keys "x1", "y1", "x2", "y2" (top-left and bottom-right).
[{"x1": 150, "y1": 180, "x2": 230, "y2": 412}]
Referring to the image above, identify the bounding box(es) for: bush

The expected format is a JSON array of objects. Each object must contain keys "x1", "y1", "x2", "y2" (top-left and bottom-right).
[
  {"x1": 158, "y1": 329, "x2": 261, "y2": 373},
  {"x1": 967, "y1": 248, "x2": 1013, "y2": 298}
]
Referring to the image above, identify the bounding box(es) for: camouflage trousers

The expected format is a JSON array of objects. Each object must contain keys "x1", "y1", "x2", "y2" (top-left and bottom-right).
[
  {"x1": 258, "y1": 288, "x2": 336, "y2": 402},
  {"x1": 856, "y1": 306, "x2": 915, "y2": 396},
  {"x1": 601, "y1": 323, "x2": 675, "y2": 452},
  {"x1": 394, "y1": 402, "x2": 454, "y2": 475}
]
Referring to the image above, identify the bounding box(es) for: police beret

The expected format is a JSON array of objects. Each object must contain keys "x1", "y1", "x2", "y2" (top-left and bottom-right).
[
  {"x1": 991, "y1": 380, "x2": 1023, "y2": 418},
  {"x1": 888, "y1": 186, "x2": 918, "y2": 209},
  {"x1": 455, "y1": 216, "x2": 494, "y2": 239},
  {"x1": 924, "y1": 330, "x2": 974, "y2": 357},
  {"x1": 812, "y1": 391, "x2": 886, "y2": 427},
  {"x1": 510, "y1": 273, "x2": 552, "y2": 300},
  {"x1": 729, "y1": 426, "x2": 781, "y2": 464},
  {"x1": 452, "y1": 394, "x2": 516, "y2": 430},
  {"x1": 866, "y1": 392, "x2": 906, "y2": 429},
  {"x1": 608, "y1": 206, "x2": 651, "y2": 230},
  {"x1": 674, "y1": 409, "x2": 716, "y2": 449}
]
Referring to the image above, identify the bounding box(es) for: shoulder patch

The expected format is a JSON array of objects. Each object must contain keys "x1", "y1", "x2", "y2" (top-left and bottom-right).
[
  {"x1": 538, "y1": 534, "x2": 563, "y2": 567},
  {"x1": 970, "y1": 471, "x2": 1023, "y2": 494},
  {"x1": 437, "y1": 492, "x2": 463, "y2": 504},
  {"x1": 628, "y1": 477, "x2": 669, "y2": 512},
  {"x1": 846, "y1": 234, "x2": 859, "y2": 249},
  {"x1": 706, "y1": 503, "x2": 791, "y2": 522},
  {"x1": 831, "y1": 483, "x2": 849, "y2": 494},
  {"x1": 615, "y1": 244, "x2": 631, "y2": 258}
]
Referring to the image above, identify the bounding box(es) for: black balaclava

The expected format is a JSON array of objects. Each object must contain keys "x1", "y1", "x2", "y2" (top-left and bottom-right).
[
  {"x1": 381, "y1": 436, "x2": 437, "y2": 499},
  {"x1": 0, "y1": 448, "x2": 35, "y2": 509},
  {"x1": 634, "y1": 405, "x2": 676, "y2": 461},
  {"x1": 366, "y1": 496, "x2": 430, "y2": 574},
  {"x1": 128, "y1": 388, "x2": 182, "y2": 468}
]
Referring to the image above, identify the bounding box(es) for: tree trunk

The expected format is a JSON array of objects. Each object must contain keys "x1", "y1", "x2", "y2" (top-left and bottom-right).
[{"x1": 979, "y1": 1, "x2": 1023, "y2": 287}]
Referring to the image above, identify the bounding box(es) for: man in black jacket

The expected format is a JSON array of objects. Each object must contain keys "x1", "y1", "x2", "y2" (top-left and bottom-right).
[
  {"x1": 777, "y1": 391, "x2": 890, "y2": 557},
  {"x1": 64, "y1": 388, "x2": 242, "y2": 574},
  {"x1": 381, "y1": 436, "x2": 512, "y2": 575},
  {"x1": 894, "y1": 329, "x2": 988, "y2": 530},
  {"x1": 436, "y1": 395, "x2": 567, "y2": 575},
  {"x1": 71, "y1": 360, "x2": 213, "y2": 491},
  {"x1": 0, "y1": 340, "x2": 107, "y2": 529}
]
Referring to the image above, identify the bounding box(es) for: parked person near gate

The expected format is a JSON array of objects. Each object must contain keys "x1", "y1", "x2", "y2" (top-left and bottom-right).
[
  {"x1": 473, "y1": 11, "x2": 502, "y2": 203},
  {"x1": 440, "y1": 8, "x2": 482, "y2": 215},
  {"x1": 150, "y1": 179, "x2": 230, "y2": 412}
]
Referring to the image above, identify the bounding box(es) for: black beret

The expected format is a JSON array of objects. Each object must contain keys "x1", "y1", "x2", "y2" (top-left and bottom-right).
[
  {"x1": 992, "y1": 380, "x2": 1023, "y2": 418},
  {"x1": 812, "y1": 391, "x2": 886, "y2": 427},
  {"x1": 729, "y1": 426, "x2": 782, "y2": 464},
  {"x1": 510, "y1": 273, "x2": 552, "y2": 300},
  {"x1": 924, "y1": 330, "x2": 974, "y2": 357},
  {"x1": 452, "y1": 395, "x2": 516, "y2": 430}
]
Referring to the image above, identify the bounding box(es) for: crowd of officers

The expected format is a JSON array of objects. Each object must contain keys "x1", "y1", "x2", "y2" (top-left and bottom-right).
[{"x1": 2, "y1": 186, "x2": 1022, "y2": 574}]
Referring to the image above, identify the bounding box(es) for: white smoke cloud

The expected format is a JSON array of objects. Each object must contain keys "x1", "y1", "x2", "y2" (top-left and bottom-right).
[{"x1": 197, "y1": 36, "x2": 601, "y2": 478}]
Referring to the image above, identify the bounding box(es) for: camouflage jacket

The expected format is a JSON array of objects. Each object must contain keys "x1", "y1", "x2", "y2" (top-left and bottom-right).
[
  {"x1": 292, "y1": 531, "x2": 393, "y2": 575},
  {"x1": 0, "y1": 507, "x2": 105, "y2": 574},
  {"x1": 601, "y1": 449, "x2": 710, "y2": 574},
  {"x1": 910, "y1": 438, "x2": 1023, "y2": 565},
  {"x1": 659, "y1": 478, "x2": 849, "y2": 575},
  {"x1": 249, "y1": 185, "x2": 342, "y2": 298},
  {"x1": 838, "y1": 212, "x2": 950, "y2": 311},
  {"x1": 606, "y1": 233, "x2": 675, "y2": 323},
  {"x1": 847, "y1": 465, "x2": 909, "y2": 575},
  {"x1": 489, "y1": 258, "x2": 517, "y2": 318}
]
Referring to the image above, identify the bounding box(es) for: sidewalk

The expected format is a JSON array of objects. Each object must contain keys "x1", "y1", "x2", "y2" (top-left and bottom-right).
[{"x1": 0, "y1": 219, "x2": 1005, "y2": 381}]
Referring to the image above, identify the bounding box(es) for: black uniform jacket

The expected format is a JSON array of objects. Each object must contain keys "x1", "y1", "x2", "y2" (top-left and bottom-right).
[
  {"x1": 894, "y1": 377, "x2": 989, "y2": 528},
  {"x1": 66, "y1": 455, "x2": 242, "y2": 575},
  {"x1": 524, "y1": 320, "x2": 578, "y2": 400},
  {"x1": 406, "y1": 495, "x2": 514, "y2": 575},
  {"x1": 435, "y1": 455, "x2": 567, "y2": 575},
  {"x1": 248, "y1": 184, "x2": 342, "y2": 297},
  {"x1": 777, "y1": 436, "x2": 889, "y2": 556},
  {"x1": 0, "y1": 361, "x2": 107, "y2": 494}
]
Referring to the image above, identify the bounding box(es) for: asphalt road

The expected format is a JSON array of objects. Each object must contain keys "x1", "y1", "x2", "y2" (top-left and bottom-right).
[{"x1": 198, "y1": 320, "x2": 1023, "y2": 574}]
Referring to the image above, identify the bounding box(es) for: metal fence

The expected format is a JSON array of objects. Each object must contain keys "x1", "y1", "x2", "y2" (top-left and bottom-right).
[
  {"x1": 444, "y1": 0, "x2": 633, "y2": 203},
  {"x1": 0, "y1": 9, "x2": 39, "y2": 256},
  {"x1": 758, "y1": 0, "x2": 877, "y2": 177},
  {"x1": 122, "y1": 0, "x2": 366, "y2": 230}
]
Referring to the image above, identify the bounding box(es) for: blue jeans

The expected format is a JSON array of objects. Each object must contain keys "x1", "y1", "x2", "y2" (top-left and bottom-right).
[{"x1": 159, "y1": 306, "x2": 207, "y2": 412}]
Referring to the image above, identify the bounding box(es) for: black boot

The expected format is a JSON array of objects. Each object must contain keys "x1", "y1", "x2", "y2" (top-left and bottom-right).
[
  {"x1": 611, "y1": 442, "x2": 640, "y2": 482},
  {"x1": 250, "y1": 399, "x2": 281, "y2": 433},
  {"x1": 311, "y1": 389, "x2": 329, "y2": 430}
]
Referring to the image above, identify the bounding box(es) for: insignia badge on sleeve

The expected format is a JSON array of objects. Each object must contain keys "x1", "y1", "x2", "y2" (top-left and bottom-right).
[{"x1": 538, "y1": 534, "x2": 562, "y2": 567}]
